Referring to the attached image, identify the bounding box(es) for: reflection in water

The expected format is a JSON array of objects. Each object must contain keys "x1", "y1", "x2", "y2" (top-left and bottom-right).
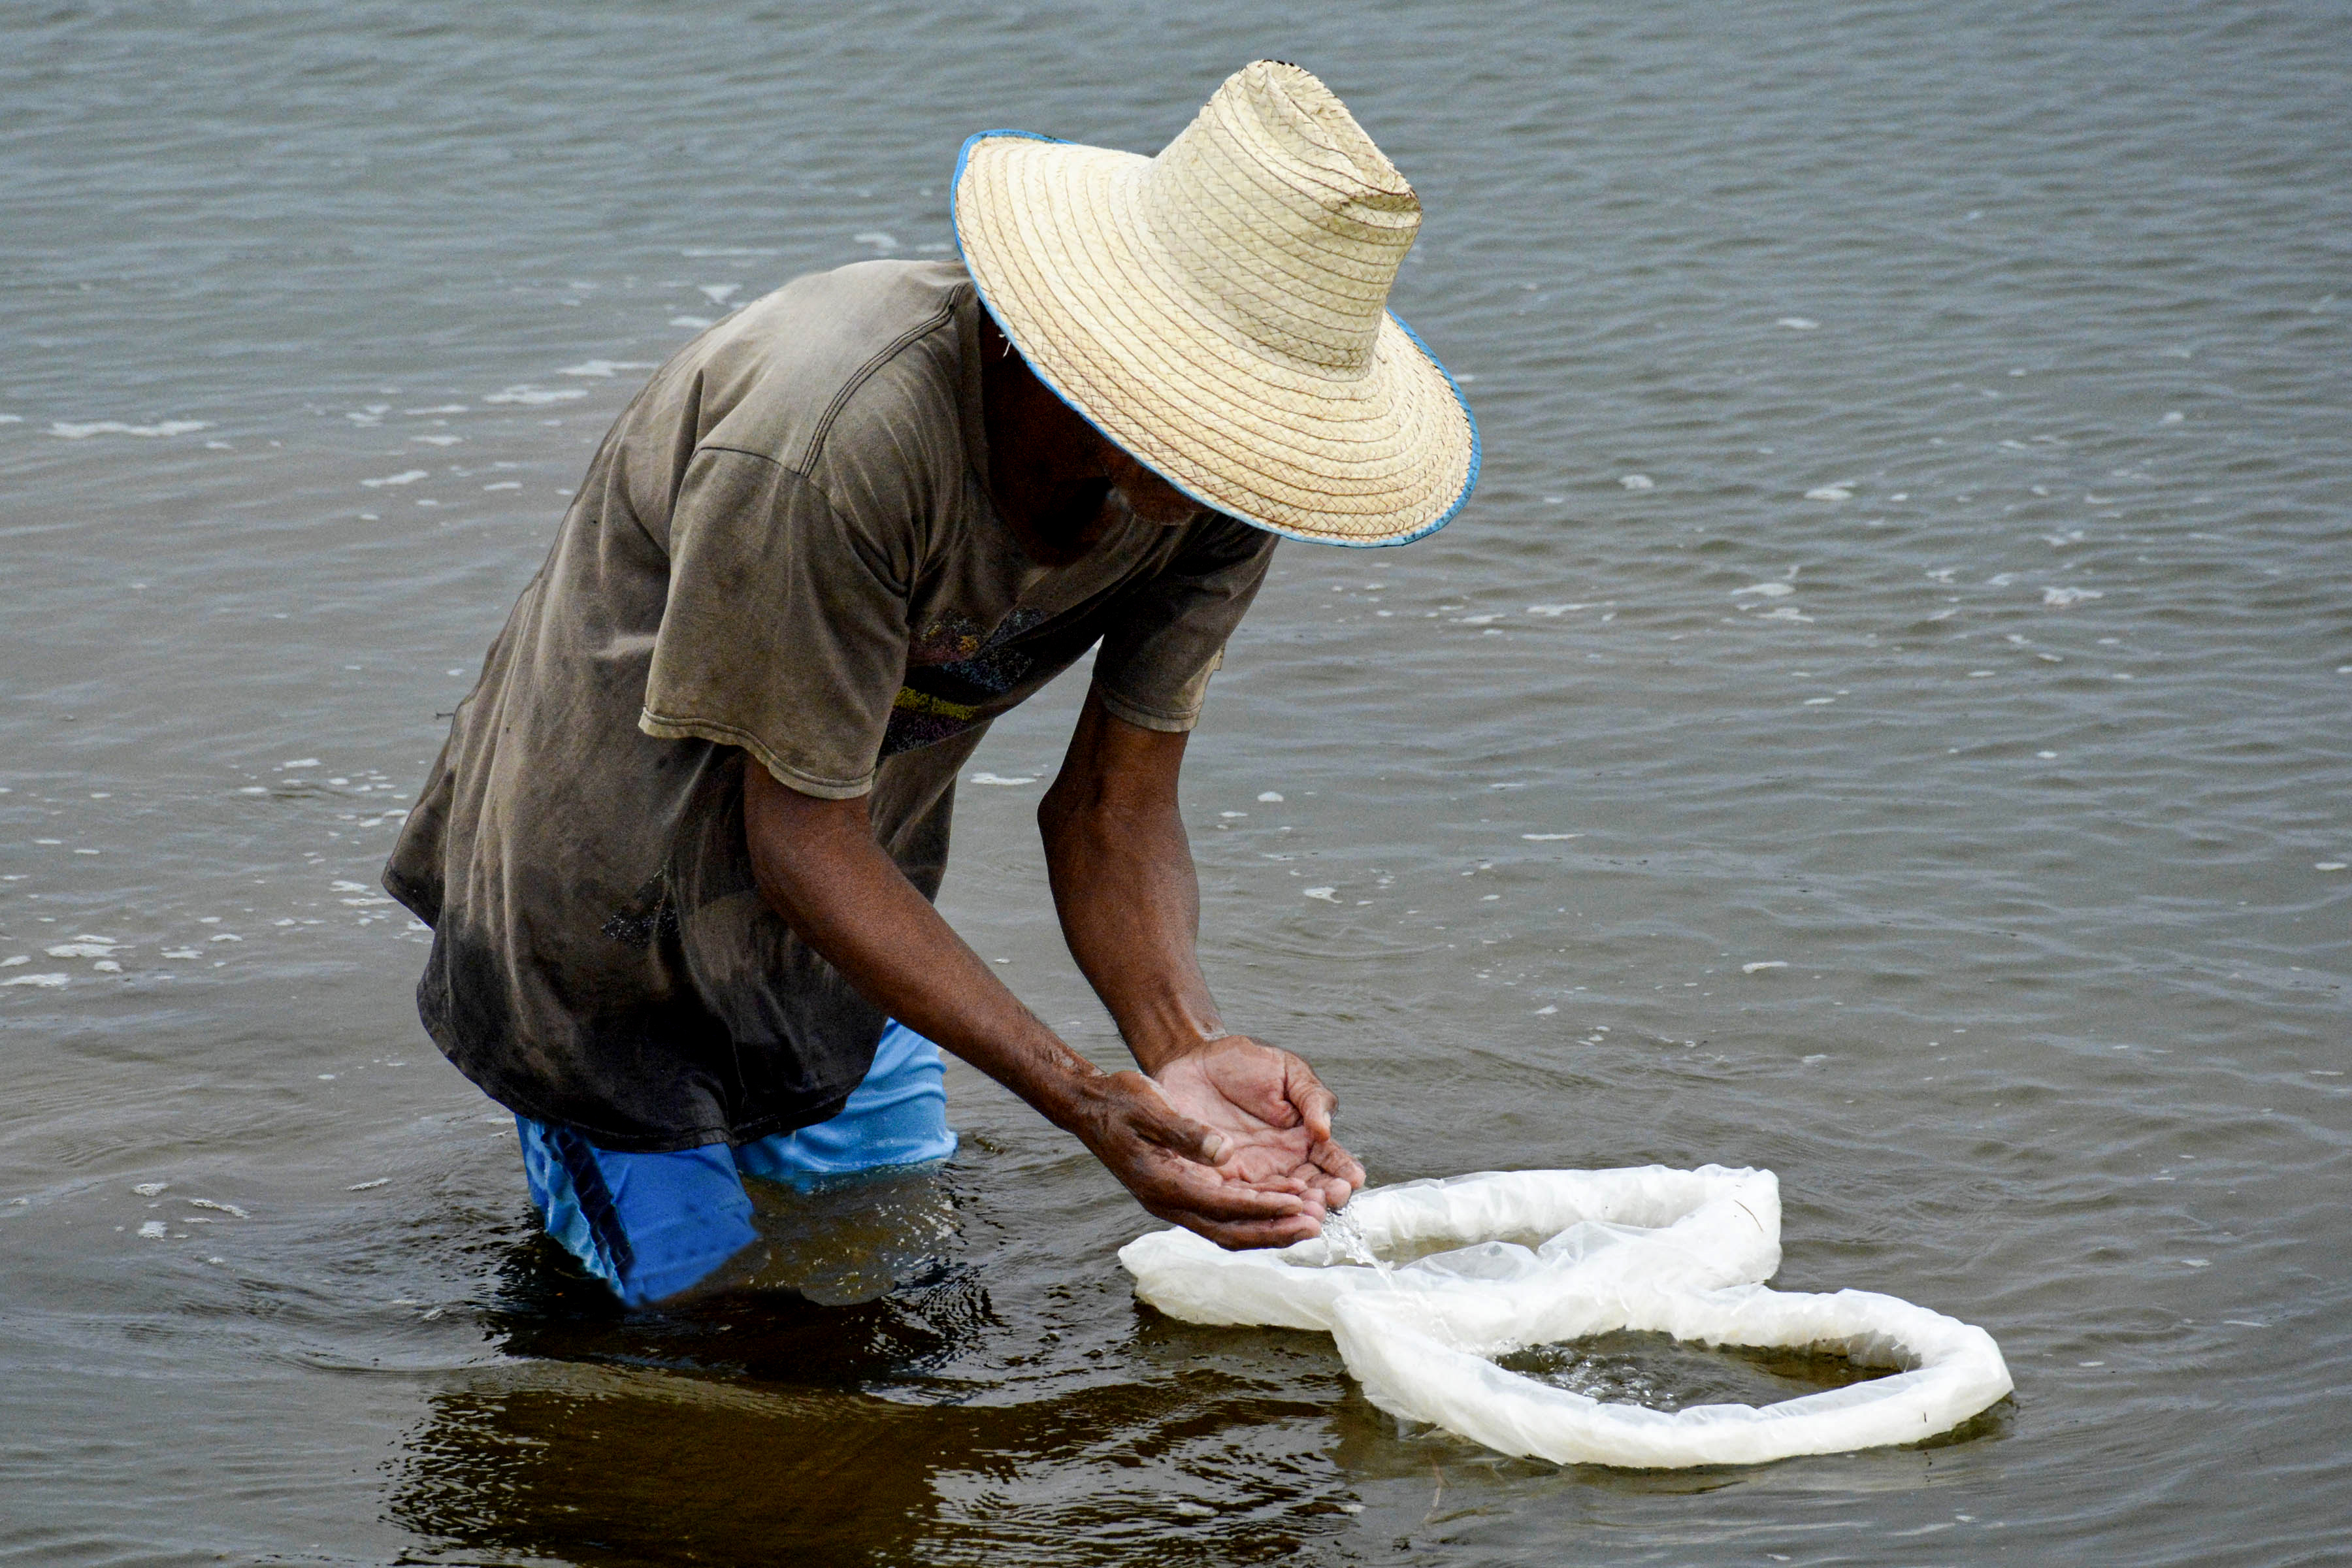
[
  {"x1": 389, "y1": 1177, "x2": 1361, "y2": 1565},
  {"x1": 387, "y1": 1171, "x2": 2018, "y2": 1563},
  {"x1": 730, "y1": 1166, "x2": 963, "y2": 1307}
]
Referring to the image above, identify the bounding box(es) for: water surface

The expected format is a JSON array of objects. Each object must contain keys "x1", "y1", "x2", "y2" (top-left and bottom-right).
[{"x1": 3, "y1": 2, "x2": 2347, "y2": 1563}]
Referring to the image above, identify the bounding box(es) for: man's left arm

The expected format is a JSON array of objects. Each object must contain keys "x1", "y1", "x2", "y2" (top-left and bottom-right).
[{"x1": 1038, "y1": 686, "x2": 1364, "y2": 1215}]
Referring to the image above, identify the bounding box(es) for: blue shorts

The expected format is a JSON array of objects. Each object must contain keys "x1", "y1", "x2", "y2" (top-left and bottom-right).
[{"x1": 514, "y1": 1021, "x2": 956, "y2": 1306}]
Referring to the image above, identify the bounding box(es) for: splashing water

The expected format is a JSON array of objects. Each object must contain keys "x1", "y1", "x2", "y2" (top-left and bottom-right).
[{"x1": 1320, "y1": 1207, "x2": 1394, "y2": 1284}]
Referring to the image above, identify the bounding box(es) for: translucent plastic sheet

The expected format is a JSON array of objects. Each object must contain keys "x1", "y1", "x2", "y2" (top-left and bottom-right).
[{"x1": 1119, "y1": 1167, "x2": 2012, "y2": 1469}]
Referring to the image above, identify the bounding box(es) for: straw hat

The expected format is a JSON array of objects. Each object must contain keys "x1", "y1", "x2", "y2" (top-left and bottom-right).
[{"x1": 953, "y1": 61, "x2": 1479, "y2": 547}]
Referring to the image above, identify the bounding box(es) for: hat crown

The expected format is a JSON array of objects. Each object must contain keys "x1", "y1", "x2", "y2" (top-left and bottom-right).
[{"x1": 1141, "y1": 62, "x2": 1420, "y2": 376}]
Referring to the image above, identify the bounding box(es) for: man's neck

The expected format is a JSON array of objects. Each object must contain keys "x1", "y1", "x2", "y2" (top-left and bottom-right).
[{"x1": 979, "y1": 321, "x2": 1120, "y2": 566}]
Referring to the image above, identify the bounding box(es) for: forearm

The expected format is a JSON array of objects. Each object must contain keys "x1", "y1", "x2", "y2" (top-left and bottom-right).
[
  {"x1": 1038, "y1": 702, "x2": 1365, "y2": 1222},
  {"x1": 1039, "y1": 700, "x2": 1224, "y2": 1073},
  {"x1": 741, "y1": 762, "x2": 1105, "y2": 1128},
  {"x1": 743, "y1": 752, "x2": 1328, "y2": 1243}
]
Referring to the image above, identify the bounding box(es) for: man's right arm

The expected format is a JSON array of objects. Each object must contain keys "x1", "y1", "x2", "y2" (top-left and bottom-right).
[{"x1": 740, "y1": 757, "x2": 1330, "y2": 1249}]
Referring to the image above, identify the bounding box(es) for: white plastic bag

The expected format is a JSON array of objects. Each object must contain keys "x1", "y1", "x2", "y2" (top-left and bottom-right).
[{"x1": 1119, "y1": 1166, "x2": 2012, "y2": 1469}]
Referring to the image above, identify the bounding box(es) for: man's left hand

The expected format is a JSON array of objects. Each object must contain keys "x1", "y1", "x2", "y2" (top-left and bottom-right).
[{"x1": 1151, "y1": 1034, "x2": 1365, "y2": 1217}]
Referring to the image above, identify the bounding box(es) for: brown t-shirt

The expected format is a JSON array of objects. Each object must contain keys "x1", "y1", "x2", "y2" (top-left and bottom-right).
[{"x1": 384, "y1": 260, "x2": 1277, "y2": 1152}]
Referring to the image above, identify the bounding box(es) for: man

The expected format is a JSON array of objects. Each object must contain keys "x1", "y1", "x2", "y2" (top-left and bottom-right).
[{"x1": 384, "y1": 61, "x2": 1478, "y2": 1307}]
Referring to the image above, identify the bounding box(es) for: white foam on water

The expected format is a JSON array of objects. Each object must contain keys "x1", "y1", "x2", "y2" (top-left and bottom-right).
[
  {"x1": 3, "y1": 974, "x2": 69, "y2": 988},
  {"x1": 137, "y1": 1220, "x2": 167, "y2": 1239},
  {"x1": 359, "y1": 471, "x2": 427, "y2": 488},
  {"x1": 1257, "y1": 791, "x2": 1284, "y2": 802},
  {"x1": 1804, "y1": 485, "x2": 1853, "y2": 501},
  {"x1": 1522, "y1": 833, "x2": 1581, "y2": 841},
  {"x1": 46, "y1": 943, "x2": 118, "y2": 959},
  {"x1": 559, "y1": 359, "x2": 655, "y2": 378},
  {"x1": 2043, "y1": 587, "x2": 2104, "y2": 606},
  {"x1": 49, "y1": 419, "x2": 210, "y2": 439},
  {"x1": 411, "y1": 434, "x2": 461, "y2": 446},
  {"x1": 698, "y1": 284, "x2": 742, "y2": 305},
  {"x1": 188, "y1": 1199, "x2": 248, "y2": 1218},
  {"x1": 670, "y1": 315, "x2": 715, "y2": 329},
  {"x1": 1776, "y1": 316, "x2": 1820, "y2": 329},
  {"x1": 1, "y1": 956, "x2": 27, "y2": 967},
  {"x1": 133, "y1": 1182, "x2": 168, "y2": 1196},
  {"x1": 403, "y1": 404, "x2": 468, "y2": 414},
  {"x1": 967, "y1": 772, "x2": 1036, "y2": 786},
  {"x1": 1618, "y1": 474, "x2": 1654, "y2": 491},
  {"x1": 482, "y1": 481, "x2": 521, "y2": 491},
  {"x1": 1730, "y1": 582, "x2": 1794, "y2": 598},
  {"x1": 482, "y1": 385, "x2": 587, "y2": 406},
  {"x1": 2316, "y1": 862, "x2": 2346, "y2": 872},
  {"x1": 1742, "y1": 960, "x2": 1788, "y2": 973},
  {"x1": 1303, "y1": 887, "x2": 1340, "y2": 902}
]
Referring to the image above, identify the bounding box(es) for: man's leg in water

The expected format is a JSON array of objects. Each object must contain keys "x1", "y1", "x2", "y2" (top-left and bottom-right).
[{"x1": 514, "y1": 1021, "x2": 958, "y2": 1307}]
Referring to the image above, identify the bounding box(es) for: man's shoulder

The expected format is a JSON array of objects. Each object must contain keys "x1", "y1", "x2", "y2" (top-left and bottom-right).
[{"x1": 689, "y1": 259, "x2": 974, "y2": 478}]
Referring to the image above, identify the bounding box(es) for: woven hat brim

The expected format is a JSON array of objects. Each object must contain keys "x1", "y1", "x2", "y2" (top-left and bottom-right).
[{"x1": 953, "y1": 130, "x2": 1480, "y2": 547}]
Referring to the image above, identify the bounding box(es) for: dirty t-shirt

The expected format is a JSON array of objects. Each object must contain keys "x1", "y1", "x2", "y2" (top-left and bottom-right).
[{"x1": 383, "y1": 259, "x2": 1277, "y2": 1152}]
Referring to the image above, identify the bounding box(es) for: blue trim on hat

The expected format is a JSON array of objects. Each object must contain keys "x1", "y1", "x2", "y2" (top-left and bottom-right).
[
  {"x1": 1365, "y1": 309, "x2": 1482, "y2": 549},
  {"x1": 949, "y1": 127, "x2": 1479, "y2": 549}
]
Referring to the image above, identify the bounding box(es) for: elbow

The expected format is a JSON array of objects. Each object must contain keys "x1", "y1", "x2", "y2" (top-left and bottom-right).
[
  {"x1": 1038, "y1": 759, "x2": 1123, "y2": 842},
  {"x1": 1036, "y1": 776, "x2": 1084, "y2": 841}
]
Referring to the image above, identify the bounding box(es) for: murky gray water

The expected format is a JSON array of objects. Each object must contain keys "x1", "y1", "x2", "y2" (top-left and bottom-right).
[{"x1": 5, "y1": 2, "x2": 2347, "y2": 1563}]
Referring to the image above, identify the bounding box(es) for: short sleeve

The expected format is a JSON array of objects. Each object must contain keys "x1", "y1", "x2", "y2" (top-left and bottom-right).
[
  {"x1": 640, "y1": 448, "x2": 910, "y2": 797},
  {"x1": 1091, "y1": 515, "x2": 1278, "y2": 733}
]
